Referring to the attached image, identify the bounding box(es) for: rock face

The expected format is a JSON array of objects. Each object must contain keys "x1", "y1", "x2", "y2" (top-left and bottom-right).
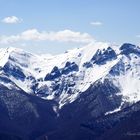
[
  {"x1": 0, "y1": 43, "x2": 140, "y2": 140},
  {"x1": 91, "y1": 47, "x2": 117, "y2": 65}
]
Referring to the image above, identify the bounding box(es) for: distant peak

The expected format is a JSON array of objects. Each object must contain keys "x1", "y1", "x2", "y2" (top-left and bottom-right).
[
  {"x1": 120, "y1": 43, "x2": 136, "y2": 49},
  {"x1": 120, "y1": 43, "x2": 140, "y2": 55}
]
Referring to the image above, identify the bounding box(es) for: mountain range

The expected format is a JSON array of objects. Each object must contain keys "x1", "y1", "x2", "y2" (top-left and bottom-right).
[{"x1": 0, "y1": 42, "x2": 140, "y2": 140}]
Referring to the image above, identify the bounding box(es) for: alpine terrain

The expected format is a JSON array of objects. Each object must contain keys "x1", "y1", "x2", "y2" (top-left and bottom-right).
[{"x1": 0, "y1": 42, "x2": 140, "y2": 140}]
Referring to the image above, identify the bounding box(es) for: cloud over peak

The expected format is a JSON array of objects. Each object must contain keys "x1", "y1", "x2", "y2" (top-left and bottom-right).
[
  {"x1": 1, "y1": 16, "x2": 22, "y2": 24},
  {"x1": 0, "y1": 29, "x2": 94, "y2": 44}
]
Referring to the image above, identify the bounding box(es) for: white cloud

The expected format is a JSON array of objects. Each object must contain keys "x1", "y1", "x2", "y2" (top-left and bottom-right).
[
  {"x1": 2, "y1": 16, "x2": 22, "y2": 24},
  {"x1": 90, "y1": 21, "x2": 103, "y2": 26},
  {"x1": 0, "y1": 29, "x2": 94, "y2": 44}
]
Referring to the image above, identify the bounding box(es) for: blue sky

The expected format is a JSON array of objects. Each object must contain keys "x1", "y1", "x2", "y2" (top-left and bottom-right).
[{"x1": 0, "y1": 0, "x2": 140, "y2": 54}]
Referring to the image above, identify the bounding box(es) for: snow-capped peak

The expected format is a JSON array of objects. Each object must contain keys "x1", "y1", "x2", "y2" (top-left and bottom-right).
[{"x1": 0, "y1": 43, "x2": 140, "y2": 110}]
